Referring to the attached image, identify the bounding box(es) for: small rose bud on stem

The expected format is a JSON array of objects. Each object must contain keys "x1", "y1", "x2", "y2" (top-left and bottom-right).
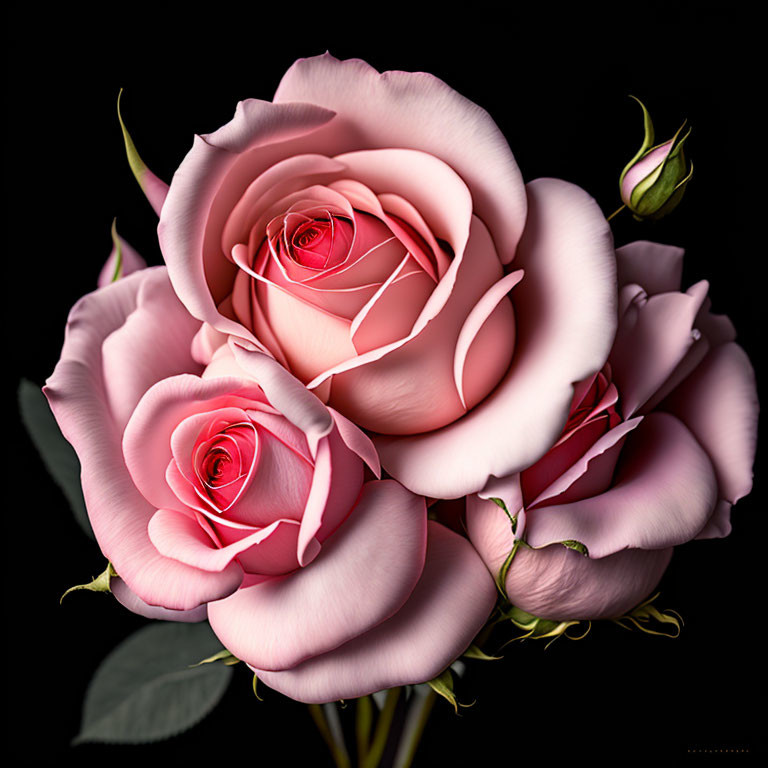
[{"x1": 612, "y1": 96, "x2": 693, "y2": 222}]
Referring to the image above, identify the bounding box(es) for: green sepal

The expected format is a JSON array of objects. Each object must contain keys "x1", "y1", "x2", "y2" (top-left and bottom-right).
[
  {"x1": 560, "y1": 539, "x2": 589, "y2": 556},
  {"x1": 252, "y1": 673, "x2": 263, "y2": 701},
  {"x1": 619, "y1": 95, "x2": 655, "y2": 191},
  {"x1": 612, "y1": 592, "x2": 683, "y2": 638},
  {"x1": 60, "y1": 562, "x2": 116, "y2": 604},
  {"x1": 426, "y1": 669, "x2": 458, "y2": 713},
  {"x1": 190, "y1": 649, "x2": 240, "y2": 667},
  {"x1": 499, "y1": 603, "x2": 590, "y2": 647},
  {"x1": 463, "y1": 643, "x2": 502, "y2": 661},
  {"x1": 642, "y1": 160, "x2": 694, "y2": 221},
  {"x1": 110, "y1": 218, "x2": 123, "y2": 282},
  {"x1": 117, "y1": 88, "x2": 150, "y2": 193},
  {"x1": 630, "y1": 121, "x2": 692, "y2": 216},
  {"x1": 495, "y1": 539, "x2": 521, "y2": 598}
]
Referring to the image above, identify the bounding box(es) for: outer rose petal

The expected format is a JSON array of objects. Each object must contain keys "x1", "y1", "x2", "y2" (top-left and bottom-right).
[
  {"x1": 111, "y1": 577, "x2": 208, "y2": 622},
  {"x1": 207, "y1": 481, "x2": 427, "y2": 671},
  {"x1": 159, "y1": 101, "x2": 337, "y2": 341},
  {"x1": 274, "y1": 53, "x2": 527, "y2": 264},
  {"x1": 466, "y1": 495, "x2": 672, "y2": 619},
  {"x1": 615, "y1": 240, "x2": 684, "y2": 295},
  {"x1": 252, "y1": 522, "x2": 496, "y2": 703},
  {"x1": 97, "y1": 234, "x2": 147, "y2": 288},
  {"x1": 662, "y1": 343, "x2": 758, "y2": 510},
  {"x1": 376, "y1": 178, "x2": 617, "y2": 498},
  {"x1": 504, "y1": 544, "x2": 673, "y2": 620},
  {"x1": 44, "y1": 268, "x2": 243, "y2": 610},
  {"x1": 524, "y1": 413, "x2": 718, "y2": 557}
]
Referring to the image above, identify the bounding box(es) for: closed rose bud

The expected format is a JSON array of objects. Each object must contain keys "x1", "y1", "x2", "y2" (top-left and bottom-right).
[{"x1": 619, "y1": 96, "x2": 693, "y2": 220}]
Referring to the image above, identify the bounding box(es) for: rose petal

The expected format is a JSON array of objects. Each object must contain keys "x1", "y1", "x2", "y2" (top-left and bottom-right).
[
  {"x1": 274, "y1": 53, "x2": 527, "y2": 263},
  {"x1": 505, "y1": 543, "x2": 674, "y2": 620},
  {"x1": 111, "y1": 577, "x2": 208, "y2": 622},
  {"x1": 207, "y1": 480, "x2": 427, "y2": 671},
  {"x1": 44, "y1": 269, "x2": 243, "y2": 610},
  {"x1": 252, "y1": 522, "x2": 496, "y2": 703},
  {"x1": 160, "y1": 100, "x2": 337, "y2": 341},
  {"x1": 615, "y1": 240, "x2": 684, "y2": 295},
  {"x1": 524, "y1": 412, "x2": 718, "y2": 557},
  {"x1": 662, "y1": 342, "x2": 758, "y2": 507},
  {"x1": 375, "y1": 178, "x2": 617, "y2": 498},
  {"x1": 610, "y1": 281, "x2": 710, "y2": 416}
]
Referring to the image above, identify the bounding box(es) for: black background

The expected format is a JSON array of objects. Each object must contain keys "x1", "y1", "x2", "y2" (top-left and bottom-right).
[{"x1": 5, "y1": 3, "x2": 765, "y2": 764}]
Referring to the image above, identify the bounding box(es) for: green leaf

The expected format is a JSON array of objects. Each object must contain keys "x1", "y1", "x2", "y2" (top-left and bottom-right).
[
  {"x1": 18, "y1": 379, "x2": 93, "y2": 539},
  {"x1": 60, "y1": 562, "x2": 116, "y2": 603},
  {"x1": 426, "y1": 669, "x2": 457, "y2": 713},
  {"x1": 73, "y1": 622, "x2": 232, "y2": 745},
  {"x1": 252, "y1": 673, "x2": 263, "y2": 701}
]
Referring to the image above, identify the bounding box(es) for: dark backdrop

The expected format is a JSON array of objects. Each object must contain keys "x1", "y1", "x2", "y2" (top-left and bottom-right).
[{"x1": 5, "y1": 3, "x2": 764, "y2": 764}]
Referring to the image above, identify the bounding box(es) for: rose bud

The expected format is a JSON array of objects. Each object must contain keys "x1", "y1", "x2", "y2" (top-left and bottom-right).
[
  {"x1": 618, "y1": 96, "x2": 693, "y2": 221},
  {"x1": 467, "y1": 240, "x2": 758, "y2": 620},
  {"x1": 45, "y1": 265, "x2": 496, "y2": 702}
]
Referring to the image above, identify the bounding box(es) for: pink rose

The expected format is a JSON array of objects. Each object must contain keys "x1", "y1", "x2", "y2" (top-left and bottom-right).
[
  {"x1": 466, "y1": 241, "x2": 758, "y2": 619},
  {"x1": 158, "y1": 53, "x2": 618, "y2": 499},
  {"x1": 44, "y1": 266, "x2": 496, "y2": 702}
]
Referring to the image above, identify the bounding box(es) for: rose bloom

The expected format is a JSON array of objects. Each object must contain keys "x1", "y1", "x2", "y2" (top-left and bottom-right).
[
  {"x1": 466, "y1": 241, "x2": 759, "y2": 619},
  {"x1": 158, "y1": 53, "x2": 618, "y2": 499},
  {"x1": 45, "y1": 267, "x2": 496, "y2": 703}
]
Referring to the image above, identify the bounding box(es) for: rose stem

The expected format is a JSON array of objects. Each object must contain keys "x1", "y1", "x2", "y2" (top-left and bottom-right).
[
  {"x1": 361, "y1": 687, "x2": 402, "y2": 768},
  {"x1": 307, "y1": 703, "x2": 351, "y2": 768}
]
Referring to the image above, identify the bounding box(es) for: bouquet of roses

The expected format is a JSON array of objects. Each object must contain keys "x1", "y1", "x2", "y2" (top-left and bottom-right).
[{"x1": 21, "y1": 54, "x2": 758, "y2": 765}]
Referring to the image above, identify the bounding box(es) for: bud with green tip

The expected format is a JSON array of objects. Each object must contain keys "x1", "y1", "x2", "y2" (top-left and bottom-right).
[{"x1": 619, "y1": 96, "x2": 693, "y2": 220}]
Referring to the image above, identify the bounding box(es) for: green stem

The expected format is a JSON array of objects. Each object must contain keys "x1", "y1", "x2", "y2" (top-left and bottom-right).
[
  {"x1": 392, "y1": 686, "x2": 437, "y2": 768},
  {"x1": 362, "y1": 687, "x2": 401, "y2": 768},
  {"x1": 356, "y1": 695, "x2": 374, "y2": 765},
  {"x1": 308, "y1": 703, "x2": 351, "y2": 768},
  {"x1": 606, "y1": 203, "x2": 626, "y2": 222}
]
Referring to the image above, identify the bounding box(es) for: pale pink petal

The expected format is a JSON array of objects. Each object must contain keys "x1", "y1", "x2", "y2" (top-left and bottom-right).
[
  {"x1": 662, "y1": 342, "x2": 758, "y2": 507},
  {"x1": 615, "y1": 240, "x2": 684, "y2": 294},
  {"x1": 695, "y1": 499, "x2": 733, "y2": 540},
  {"x1": 525, "y1": 418, "x2": 643, "y2": 509},
  {"x1": 98, "y1": 234, "x2": 147, "y2": 287},
  {"x1": 610, "y1": 281, "x2": 709, "y2": 416},
  {"x1": 252, "y1": 522, "x2": 496, "y2": 703},
  {"x1": 111, "y1": 577, "x2": 208, "y2": 622},
  {"x1": 326, "y1": 215, "x2": 508, "y2": 433},
  {"x1": 148, "y1": 507, "x2": 296, "y2": 574},
  {"x1": 159, "y1": 100, "x2": 336, "y2": 341},
  {"x1": 207, "y1": 480, "x2": 427, "y2": 671},
  {"x1": 504, "y1": 543, "x2": 673, "y2": 620},
  {"x1": 217, "y1": 519, "x2": 302, "y2": 575},
  {"x1": 524, "y1": 413, "x2": 718, "y2": 557},
  {"x1": 229, "y1": 343, "x2": 334, "y2": 449},
  {"x1": 375, "y1": 178, "x2": 617, "y2": 498},
  {"x1": 453, "y1": 270, "x2": 522, "y2": 408},
  {"x1": 328, "y1": 408, "x2": 380, "y2": 476},
  {"x1": 274, "y1": 53, "x2": 527, "y2": 263},
  {"x1": 100, "y1": 269, "x2": 203, "y2": 431},
  {"x1": 191, "y1": 323, "x2": 228, "y2": 365},
  {"x1": 44, "y1": 270, "x2": 243, "y2": 610}
]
